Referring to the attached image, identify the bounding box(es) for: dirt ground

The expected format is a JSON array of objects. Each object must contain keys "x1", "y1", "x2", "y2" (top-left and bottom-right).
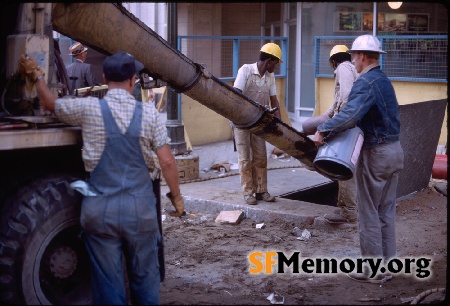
[{"x1": 159, "y1": 180, "x2": 447, "y2": 305}]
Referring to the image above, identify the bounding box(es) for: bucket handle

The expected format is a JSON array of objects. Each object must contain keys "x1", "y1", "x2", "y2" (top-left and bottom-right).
[{"x1": 323, "y1": 141, "x2": 339, "y2": 157}]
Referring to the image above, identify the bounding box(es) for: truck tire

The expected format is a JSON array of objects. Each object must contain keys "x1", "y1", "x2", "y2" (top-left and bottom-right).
[{"x1": 0, "y1": 174, "x2": 92, "y2": 305}]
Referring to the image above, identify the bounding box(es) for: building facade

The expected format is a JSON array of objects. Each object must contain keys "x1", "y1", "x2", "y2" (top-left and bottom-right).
[{"x1": 57, "y1": 2, "x2": 448, "y2": 147}]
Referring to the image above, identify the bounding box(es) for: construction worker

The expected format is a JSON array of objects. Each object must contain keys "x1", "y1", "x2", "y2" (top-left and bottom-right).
[
  {"x1": 302, "y1": 45, "x2": 359, "y2": 224},
  {"x1": 233, "y1": 43, "x2": 282, "y2": 205},
  {"x1": 19, "y1": 51, "x2": 185, "y2": 303},
  {"x1": 313, "y1": 35, "x2": 404, "y2": 283},
  {"x1": 66, "y1": 42, "x2": 96, "y2": 95}
]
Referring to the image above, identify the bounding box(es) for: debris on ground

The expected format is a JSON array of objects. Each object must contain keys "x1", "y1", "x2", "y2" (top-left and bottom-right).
[
  {"x1": 296, "y1": 229, "x2": 311, "y2": 241},
  {"x1": 431, "y1": 179, "x2": 447, "y2": 196},
  {"x1": 271, "y1": 147, "x2": 285, "y2": 156},
  {"x1": 291, "y1": 226, "x2": 311, "y2": 241},
  {"x1": 211, "y1": 161, "x2": 231, "y2": 172},
  {"x1": 267, "y1": 292, "x2": 284, "y2": 304},
  {"x1": 400, "y1": 296, "x2": 415, "y2": 304},
  {"x1": 214, "y1": 210, "x2": 244, "y2": 224},
  {"x1": 291, "y1": 226, "x2": 303, "y2": 236},
  {"x1": 357, "y1": 296, "x2": 382, "y2": 302},
  {"x1": 160, "y1": 183, "x2": 446, "y2": 305}
]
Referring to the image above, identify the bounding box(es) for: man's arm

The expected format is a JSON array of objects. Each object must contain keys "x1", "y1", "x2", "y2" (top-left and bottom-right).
[
  {"x1": 19, "y1": 54, "x2": 57, "y2": 112},
  {"x1": 35, "y1": 77, "x2": 57, "y2": 112},
  {"x1": 233, "y1": 65, "x2": 249, "y2": 92},
  {"x1": 268, "y1": 71, "x2": 281, "y2": 119},
  {"x1": 323, "y1": 100, "x2": 336, "y2": 118},
  {"x1": 336, "y1": 63, "x2": 356, "y2": 112},
  {"x1": 269, "y1": 95, "x2": 281, "y2": 119},
  {"x1": 323, "y1": 72, "x2": 340, "y2": 118},
  {"x1": 20, "y1": 54, "x2": 88, "y2": 127},
  {"x1": 156, "y1": 144, "x2": 181, "y2": 196},
  {"x1": 317, "y1": 79, "x2": 373, "y2": 138},
  {"x1": 156, "y1": 144, "x2": 185, "y2": 217}
]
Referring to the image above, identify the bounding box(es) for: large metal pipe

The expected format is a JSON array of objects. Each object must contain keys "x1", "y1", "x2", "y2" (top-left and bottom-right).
[{"x1": 51, "y1": 3, "x2": 317, "y2": 167}]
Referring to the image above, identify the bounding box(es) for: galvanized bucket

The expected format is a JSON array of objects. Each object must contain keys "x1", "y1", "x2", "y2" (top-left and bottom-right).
[{"x1": 313, "y1": 126, "x2": 364, "y2": 180}]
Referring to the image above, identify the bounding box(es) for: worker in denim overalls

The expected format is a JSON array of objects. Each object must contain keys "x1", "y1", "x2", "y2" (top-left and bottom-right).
[{"x1": 19, "y1": 51, "x2": 185, "y2": 304}]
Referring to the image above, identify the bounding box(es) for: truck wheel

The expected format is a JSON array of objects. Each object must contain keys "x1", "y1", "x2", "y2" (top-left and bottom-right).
[{"x1": 0, "y1": 174, "x2": 92, "y2": 305}]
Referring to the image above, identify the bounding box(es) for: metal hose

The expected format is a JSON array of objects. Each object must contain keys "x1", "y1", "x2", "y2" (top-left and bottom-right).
[{"x1": 410, "y1": 287, "x2": 445, "y2": 304}]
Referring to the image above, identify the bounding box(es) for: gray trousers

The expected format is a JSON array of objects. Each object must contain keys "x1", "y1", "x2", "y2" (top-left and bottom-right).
[
  {"x1": 356, "y1": 141, "x2": 404, "y2": 261},
  {"x1": 338, "y1": 176, "x2": 357, "y2": 220}
]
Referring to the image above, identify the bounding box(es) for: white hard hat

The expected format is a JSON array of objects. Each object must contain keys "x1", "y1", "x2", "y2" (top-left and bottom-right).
[{"x1": 349, "y1": 35, "x2": 386, "y2": 54}]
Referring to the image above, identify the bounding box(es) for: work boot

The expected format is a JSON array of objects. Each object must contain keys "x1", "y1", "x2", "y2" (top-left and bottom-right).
[
  {"x1": 347, "y1": 272, "x2": 393, "y2": 284},
  {"x1": 256, "y1": 192, "x2": 276, "y2": 202},
  {"x1": 244, "y1": 194, "x2": 257, "y2": 205},
  {"x1": 323, "y1": 208, "x2": 358, "y2": 224},
  {"x1": 324, "y1": 210, "x2": 357, "y2": 224}
]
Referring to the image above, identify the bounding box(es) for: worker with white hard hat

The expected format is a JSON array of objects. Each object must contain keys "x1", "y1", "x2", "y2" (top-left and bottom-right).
[{"x1": 313, "y1": 34, "x2": 404, "y2": 283}]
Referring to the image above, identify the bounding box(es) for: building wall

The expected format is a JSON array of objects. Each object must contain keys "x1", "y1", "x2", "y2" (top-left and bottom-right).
[
  {"x1": 179, "y1": 3, "x2": 266, "y2": 146},
  {"x1": 178, "y1": 2, "x2": 447, "y2": 151},
  {"x1": 183, "y1": 78, "x2": 286, "y2": 145},
  {"x1": 178, "y1": 3, "x2": 223, "y2": 77},
  {"x1": 315, "y1": 78, "x2": 448, "y2": 146},
  {"x1": 222, "y1": 3, "x2": 261, "y2": 36}
]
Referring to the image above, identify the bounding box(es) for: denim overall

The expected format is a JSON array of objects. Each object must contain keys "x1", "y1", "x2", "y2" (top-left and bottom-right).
[{"x1": 80, "y1": 99, "x2": 161, "y2": 305}]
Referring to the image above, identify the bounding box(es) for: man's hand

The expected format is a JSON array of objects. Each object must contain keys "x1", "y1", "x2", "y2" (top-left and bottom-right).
[
  {"x1": 313, "y1": 131, "x2": 325, "y2": 147},
  {"x1": 166, "y1": 192, "x2": 186, "y2": 217},
  {"x1": 268, "y1": 107, "x2": 281, "y2": 119},
  {"x1": 19, "y1": 54, "x2": 45, "y2": 82}
]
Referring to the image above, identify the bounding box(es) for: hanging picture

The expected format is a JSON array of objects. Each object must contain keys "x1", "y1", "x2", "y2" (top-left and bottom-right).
[
  {"x1": 384, "y1": 14, "x2": 407, "y2": 32},
  {"x1": 338, "y1": 12, "x2": 362, "y2": 31},
  {"x1": 362, "y1": 13, "x2": 385, "y2": 31},
  {"x1": 407, "y1": 14, "x2": 429, "y2": 31}
]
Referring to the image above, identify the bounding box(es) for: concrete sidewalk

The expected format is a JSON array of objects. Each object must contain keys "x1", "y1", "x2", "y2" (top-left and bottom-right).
[
  {"x1": 159, "y1": 111, "x2": 446, "y2": 231},
  {"x1": 161, "y1": 118, "x2": 357, "y2": 230},
  {"x1": 190, "y1": 119, "x2": 308, "y2": 169},
  {"x1": 163, "y1": 162, "x2": 345, "y2": 229}
]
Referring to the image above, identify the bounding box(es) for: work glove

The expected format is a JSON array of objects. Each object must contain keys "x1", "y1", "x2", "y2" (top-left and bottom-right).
[
  {"x1": 19, "y1": 54, "x2": 45, "y2": 82},
  {"x1": 166, "y1": 192, "x2": 186, "y2": 217}
]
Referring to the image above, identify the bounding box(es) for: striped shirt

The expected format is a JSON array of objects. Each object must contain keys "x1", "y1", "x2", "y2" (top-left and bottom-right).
[{"x1": 55, "y1": 88, "x2": 170, "y2": 172}]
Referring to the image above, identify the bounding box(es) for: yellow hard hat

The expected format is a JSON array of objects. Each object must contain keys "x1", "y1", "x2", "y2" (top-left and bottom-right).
[
  {"x1": 329, "y1": 45, "x2": 349, "y2": 59},
  {"x1": 260, "y1": 43, "x2": 283, "y2": 63},
  {"x1": 329, "y1": 45, "x2": 349, "y2": 68}
]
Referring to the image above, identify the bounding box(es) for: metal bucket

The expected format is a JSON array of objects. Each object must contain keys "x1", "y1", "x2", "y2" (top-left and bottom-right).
[{"x1": 313, "y1": 126, "x2": 364, "y2": 180}]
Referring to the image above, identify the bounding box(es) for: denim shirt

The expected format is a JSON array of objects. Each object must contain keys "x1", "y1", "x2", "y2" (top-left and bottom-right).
[{"x1": 317, "y1": 66, "x2": 400, "y2": 148}]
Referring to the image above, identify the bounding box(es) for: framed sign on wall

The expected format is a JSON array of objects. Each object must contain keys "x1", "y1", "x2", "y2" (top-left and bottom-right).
[
  {"x1": 335, "y1": 11, "x2": 430, "y2": 33},
  {"x1": 363, "y1": 13, "x2": 386, "y2": 31},
  {"x1": 384, "y1": 13, "x2": 407, "y2": 32},
  {"x1": 336, "y1": 12, "x2": 362, "y2": 31},
  {"x1": 407, "y1": 14, "x2": 429, "y2": 32}
]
